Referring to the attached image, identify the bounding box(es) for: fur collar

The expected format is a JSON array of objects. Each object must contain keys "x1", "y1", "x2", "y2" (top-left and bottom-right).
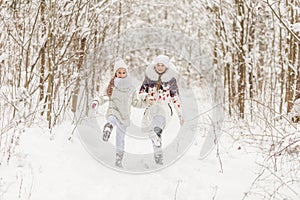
[
  {"x1": 114, "y1": 76, "x2": 133, "y2": 91},
  {"x1": 145, "y1": 63, "x2": 177, "y2": 82}
]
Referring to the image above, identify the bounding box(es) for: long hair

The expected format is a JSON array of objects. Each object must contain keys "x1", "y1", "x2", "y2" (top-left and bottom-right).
[{"x1": 106, "y1": 76, "x2": 116, "y2": 98}]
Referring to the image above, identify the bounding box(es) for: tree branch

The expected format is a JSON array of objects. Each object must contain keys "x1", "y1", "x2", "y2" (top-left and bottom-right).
[{"x1": 265, "y1": 0, "x2": 300, "y2": 43}]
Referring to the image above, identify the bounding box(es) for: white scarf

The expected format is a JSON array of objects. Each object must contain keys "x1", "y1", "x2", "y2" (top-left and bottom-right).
[{"x1": 114, "y1": 76, "x2": 132, "y2": 89}]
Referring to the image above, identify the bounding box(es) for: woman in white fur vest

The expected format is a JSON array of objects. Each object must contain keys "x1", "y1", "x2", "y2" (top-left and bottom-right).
[{"x1": 138, "y1": 55, "x2": 184, "y2": 165}]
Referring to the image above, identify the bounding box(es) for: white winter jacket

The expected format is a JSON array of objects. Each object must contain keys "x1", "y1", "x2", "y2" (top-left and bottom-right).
[{"x1": 106, "y1": 77, "x2": 147, "y2": 127}]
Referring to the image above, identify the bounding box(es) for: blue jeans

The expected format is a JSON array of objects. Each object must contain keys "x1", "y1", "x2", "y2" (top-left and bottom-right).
[{"x1": 107, "y1": 115, "x2": 126, "y2": 154}]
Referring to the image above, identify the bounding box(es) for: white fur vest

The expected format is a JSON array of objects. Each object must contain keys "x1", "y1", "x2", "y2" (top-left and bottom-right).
[{"x1": 139, "y1": 64, "x2": 183, "y2": 132}]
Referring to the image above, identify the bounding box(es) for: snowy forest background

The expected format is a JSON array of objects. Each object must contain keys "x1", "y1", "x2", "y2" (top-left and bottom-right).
[{"x1": 1, "y1": 0, "x2": 300, "y2": 199}]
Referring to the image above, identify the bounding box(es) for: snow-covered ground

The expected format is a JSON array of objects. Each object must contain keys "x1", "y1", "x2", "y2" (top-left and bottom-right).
[
  {"x1": 1, "y1": 82, "x2": 270, "y2": 200},
  {"x1": 0, "y1": 84, "x2": 264, "y2": 200},
  {"x1": 0, "y1": 118, "x2": 262, "y2": 200}
]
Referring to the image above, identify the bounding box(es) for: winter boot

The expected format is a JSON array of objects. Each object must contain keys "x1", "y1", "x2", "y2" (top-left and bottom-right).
[
  {"x1": 103, "y1": 123, "x2": 113, "y2": 141},
  {"x1": 115, "y1": 152, "x2": 124, "y2": 168},
  {"x1": 154, "y1": 153, "x2": 163, "y2": 165},
  {"x1": 154, "y1": 127, "x2": 162, "y2": 137},
  {"x1": 149, "y1": 127, "x2": 162, "y2": 147}
]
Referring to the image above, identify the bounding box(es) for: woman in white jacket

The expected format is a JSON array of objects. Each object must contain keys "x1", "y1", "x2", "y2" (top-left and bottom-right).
[
  {"x1": 92, "y1": 58, "x2": 146, "y2": 167},
  {"x1": 138, "y1": 55, "x2": 184, "y2": 165}
]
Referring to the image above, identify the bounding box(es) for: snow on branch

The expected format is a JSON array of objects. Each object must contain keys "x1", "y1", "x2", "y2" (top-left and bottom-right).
[{"x1": 265, "y1": 0, "x2": 300, "y2": 43}]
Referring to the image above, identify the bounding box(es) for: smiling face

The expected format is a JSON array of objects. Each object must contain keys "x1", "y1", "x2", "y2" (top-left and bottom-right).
[
  {"x1": 155, "y1": 63, "x2": 167, "y2": 74},
  {"x1": 116, "y1": 68, "x2": 127, "y2": 78}
]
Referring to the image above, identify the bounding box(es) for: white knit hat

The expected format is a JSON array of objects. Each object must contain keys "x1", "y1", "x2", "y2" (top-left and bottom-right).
[
  {"x1": 113, "y1": 58, "x2": 128, "y2": 73},
  {"x1": 154, "y1": 55, "x2": 169, "y2": 68}
]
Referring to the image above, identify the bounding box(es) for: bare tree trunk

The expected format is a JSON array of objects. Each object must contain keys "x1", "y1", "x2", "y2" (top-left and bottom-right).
[
  {"x1": 247, "y1": 2, "x2": 255, "y2": 119},
  {"x1": 279, "y1": 26, "x2": 285, "y2": 116},
  {"x1": 46, "y1": 31, "x2": 54, "y2": 128},
  {"x1": 286, "y1": 0, "x2": 297, "y2": 112},
  {"x1": 236, "y1": 0, "x2": 246, "y2": 119},
  {"x1": 116, "y1": 2, "x2": 122, "y2": 57},
  {"x1": 256, "y1": 9, "x2": 266, "y2": 95},
  {"x1": 71, "y1": 37, "x2": 87, "y2": 113},
  {"x1": 40, "y1": 0, "x2": 46, "y2": 102}
]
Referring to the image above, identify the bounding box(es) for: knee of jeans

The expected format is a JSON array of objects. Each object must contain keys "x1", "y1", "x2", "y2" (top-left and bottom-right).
[{"x1": 107, "y1": 115, "x2": 118, "y2": 125}]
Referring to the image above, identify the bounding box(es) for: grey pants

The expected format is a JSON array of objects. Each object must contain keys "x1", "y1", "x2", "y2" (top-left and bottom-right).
[{"x1": 107, "y1": 115, "x2": 126, "y2": 154}]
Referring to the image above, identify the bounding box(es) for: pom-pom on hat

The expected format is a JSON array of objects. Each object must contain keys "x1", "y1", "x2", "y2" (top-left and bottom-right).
[
  {"x1": 154, "y1": 55, "x2": 170, "y2": 68},
  {"x1": 114, "y1": 58, "x2": 128, "y2": 73}
]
